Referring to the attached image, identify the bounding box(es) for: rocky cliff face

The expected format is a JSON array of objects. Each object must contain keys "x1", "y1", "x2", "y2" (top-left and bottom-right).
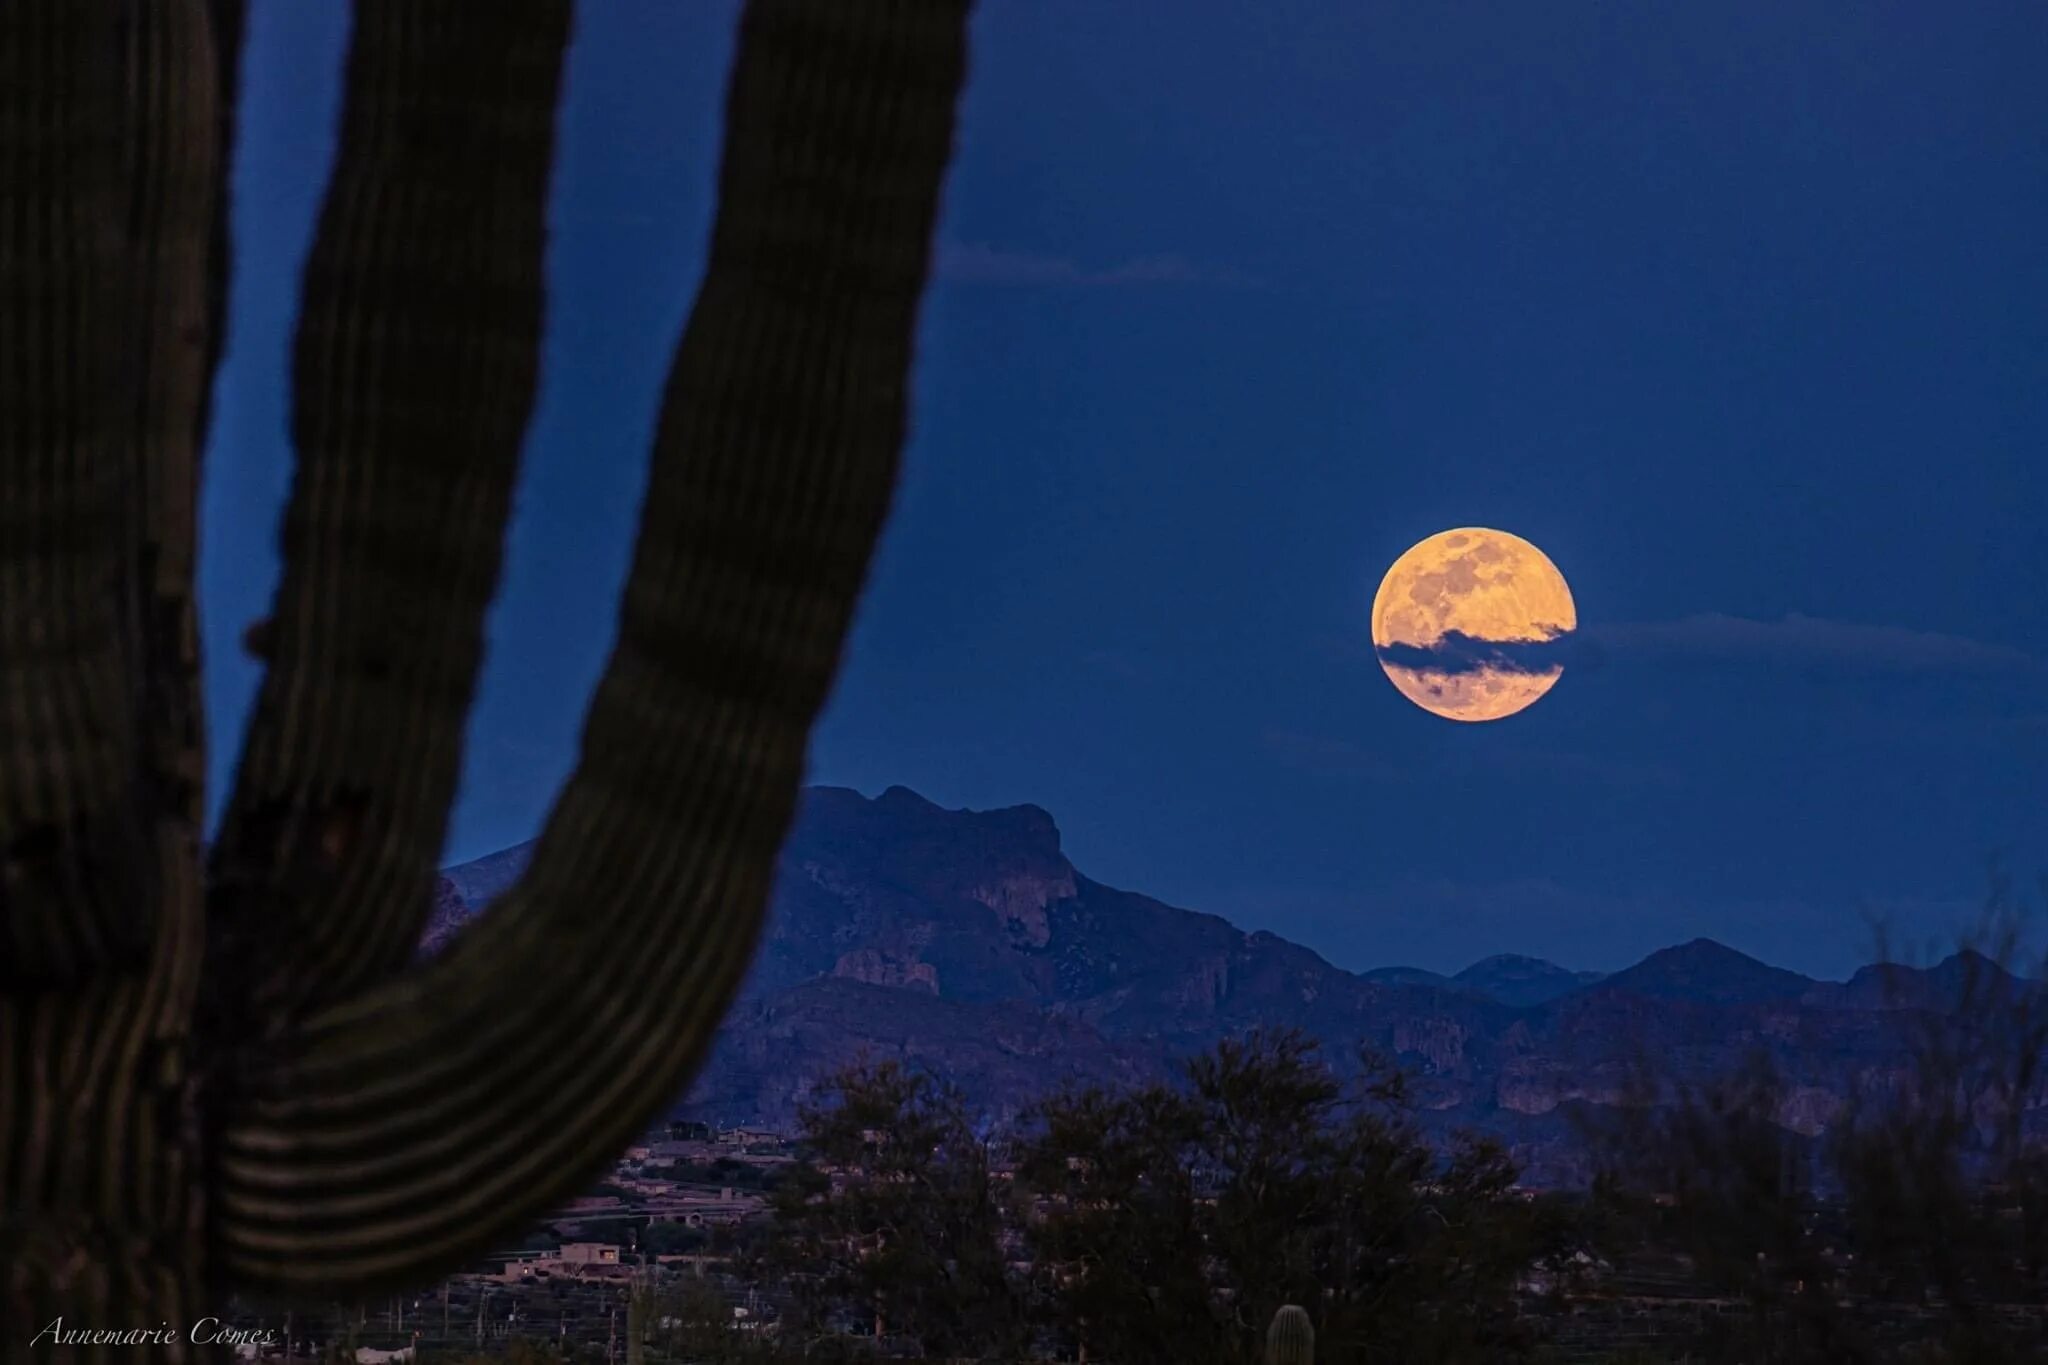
[{"x1": 428, "y1": 785, "x2": 2038, "y2": 1186}]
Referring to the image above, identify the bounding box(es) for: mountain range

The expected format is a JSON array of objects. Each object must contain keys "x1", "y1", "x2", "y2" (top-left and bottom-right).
[{"x1": 426, "y1": 785, "x2": 2039, "y2": 1186}]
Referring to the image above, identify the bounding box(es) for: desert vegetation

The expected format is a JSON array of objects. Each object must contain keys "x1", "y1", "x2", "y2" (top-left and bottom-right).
[
  {"x1": 1585, "y1": 889, "x2": 2048, "y2": 1363},
  {"x1": 687, "y1": 1031, "x2": 1584, "y2": 1363},
  {"x1": 575, "y1": 914, "x2": 2048, "y2": 1364}
]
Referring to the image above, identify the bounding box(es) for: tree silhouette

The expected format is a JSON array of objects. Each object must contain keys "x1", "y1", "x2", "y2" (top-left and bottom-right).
[
  {"x1": 746, "y1": 1058, "x2": 1025, "y2": 1359},
  {"x1": 1591, "y1": 886, "x2": 2048, "y2": 1362},
  {"x1": 1014, "y1": 1030, "x2": 1564, "y2": 1365}
]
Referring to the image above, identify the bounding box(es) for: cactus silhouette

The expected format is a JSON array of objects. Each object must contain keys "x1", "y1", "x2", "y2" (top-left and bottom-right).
[
  {"x1": 626, "y1": 1269, "x2": 652, "y2": 1365},
  {"x1": 1265, "y1": 1304, "x2": 1316, "y2": 1365},
  {"x1": 0, "y1": 0, "x2": 970, "y2": 1352}
]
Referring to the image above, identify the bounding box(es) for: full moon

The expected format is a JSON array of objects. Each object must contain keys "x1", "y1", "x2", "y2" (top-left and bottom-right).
[{"x1": 1371, "y1": 528, "x2": 1577, "y2": 722}]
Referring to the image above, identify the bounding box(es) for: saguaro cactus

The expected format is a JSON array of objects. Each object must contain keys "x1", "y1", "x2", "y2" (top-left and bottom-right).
[
  {"x1": 1265, "y1": 1304, "x2": 1316, "y2": 1365},
  {"x1": 626, "y1": 1268, "x2": 653, "y2": 1365},
  {"x1": 0, "y1": 0, "x2": 971, "y2": 1355}
]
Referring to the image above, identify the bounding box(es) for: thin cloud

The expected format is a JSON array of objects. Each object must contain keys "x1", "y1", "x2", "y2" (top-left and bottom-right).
[
  {"x1": 1334, "y1": 612, "x2": 2036, "y2": 681},
  {"x1": 1589, "y1": 612, "x2": 2041, "y2": 675},
  {"x1": 1374, "y1": 626, "x2": 1580, "y2": 677},
  {"x1": 934, "y1": 241, "x2": 1255, "y2": 288}
]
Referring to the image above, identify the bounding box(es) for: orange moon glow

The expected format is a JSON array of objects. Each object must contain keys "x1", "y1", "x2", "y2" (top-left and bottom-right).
[{"x1": 1370, "y1": 528, "x2": 1577, "y2": 722}]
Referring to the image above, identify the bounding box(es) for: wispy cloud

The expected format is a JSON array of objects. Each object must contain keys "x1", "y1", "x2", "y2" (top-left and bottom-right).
[
  {"x1": 1373, "y1": 626, "x2": 1580, "y2": 677},
  {"x1": 1587, "y1": 612, "x2": 2041, "y2": 675},
  {"x1": 934, "y1": 241, "x2": 1255, "y2": 288},
  {"x1": 1345, "y1": 613, "x2": 2038, "y2": 679}
]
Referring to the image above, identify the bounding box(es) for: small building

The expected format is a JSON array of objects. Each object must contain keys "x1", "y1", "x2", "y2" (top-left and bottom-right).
[
  {"x1": 559, "y1": 1242, "x2": 622, "y2": 1265},
  {"x1": 496, "y1": 1242, "x2": 625, "y2": 1283},
  {"x1": 649, "y1": 1185, "x2": 765, "y2": 1227}
]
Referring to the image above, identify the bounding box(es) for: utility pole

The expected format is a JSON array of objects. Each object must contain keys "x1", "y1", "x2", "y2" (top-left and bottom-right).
[
  {"x1": 442, "y1": 1283, "x2": 450, "y2": 1339},
  {"x1": 607, "y1": 1305, "x2": 618, "y2": 1363},
  {"x1": 476, "y1": 1289, "x2": 486, "y2": 1348}
]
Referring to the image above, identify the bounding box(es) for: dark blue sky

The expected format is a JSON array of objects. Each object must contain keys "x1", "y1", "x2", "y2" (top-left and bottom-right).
[{"x1": 204, "y1": 0, "x2": 2047, "y2": 980}]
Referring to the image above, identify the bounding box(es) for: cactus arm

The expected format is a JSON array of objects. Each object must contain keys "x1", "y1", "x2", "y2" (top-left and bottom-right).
[
  {"x1": 0, "y1": 0, "x2": 230, "y2": 986},
  {"x1": 0, "y1": 0, "x2": 147, "y2": 988},
  {"x1": 120, "y1": 0, "x2": 238, "y2": 841},
  {"x1": 204, "y1": 0, "x2": 572, "y2": 1022},
  {"x1": 116, "y1": 0, "x2": 240, "y2": 1074},
  {"x1": 107, "y1": 0, "x2": 238, "y2": 1163},
  {"x1": 211, "y1": 0, "x2": 972, "y2": 1296},
  {"x1": 2, "y1": 0, "x2": 231, "y2": 1337}
]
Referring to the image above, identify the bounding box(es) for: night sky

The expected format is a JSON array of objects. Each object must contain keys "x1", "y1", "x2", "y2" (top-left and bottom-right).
[{"x1": 204, "y1": 1, "x2": 2047, "y2": 980}]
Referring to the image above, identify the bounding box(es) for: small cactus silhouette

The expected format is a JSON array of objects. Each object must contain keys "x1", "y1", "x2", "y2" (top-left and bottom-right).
[
  {"x1": 627, "y1": 1268, "x2": 653, "y2": 1365},
  {"x1": 1265, "y1": 1303, "x2": 1315, "y2": 1365}
]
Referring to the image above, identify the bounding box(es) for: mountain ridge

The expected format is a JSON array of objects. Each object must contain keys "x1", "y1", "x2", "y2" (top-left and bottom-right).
[{"x1": 425, "y1": 784, "x2": 2037, "y2": 1184}]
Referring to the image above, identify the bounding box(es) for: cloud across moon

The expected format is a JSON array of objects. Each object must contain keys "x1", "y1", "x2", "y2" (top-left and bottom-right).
[{"x1": 1371, "y1": 528, "x2": 1577, "y2": 722}]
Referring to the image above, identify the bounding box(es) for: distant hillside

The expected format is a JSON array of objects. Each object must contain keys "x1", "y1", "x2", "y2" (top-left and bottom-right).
[
  {"x1": 1356, "y1": 954, "x2": 1604, "y2": 1007},
  {"x1": 1456, "y1": 954, "x2": 1608, "y2": 1006},
  {"x1": 1592, "y1": 937, "x2": 1817, "y2": 1005},
  {"x1": 428, "y1": 785, "x2": 2037, "y2": 1186}
]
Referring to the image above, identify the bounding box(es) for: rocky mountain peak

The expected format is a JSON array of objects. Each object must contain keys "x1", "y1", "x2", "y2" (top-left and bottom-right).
[{"x1": 794, "y1": 785, "x2": 1075, "y2": 947}]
